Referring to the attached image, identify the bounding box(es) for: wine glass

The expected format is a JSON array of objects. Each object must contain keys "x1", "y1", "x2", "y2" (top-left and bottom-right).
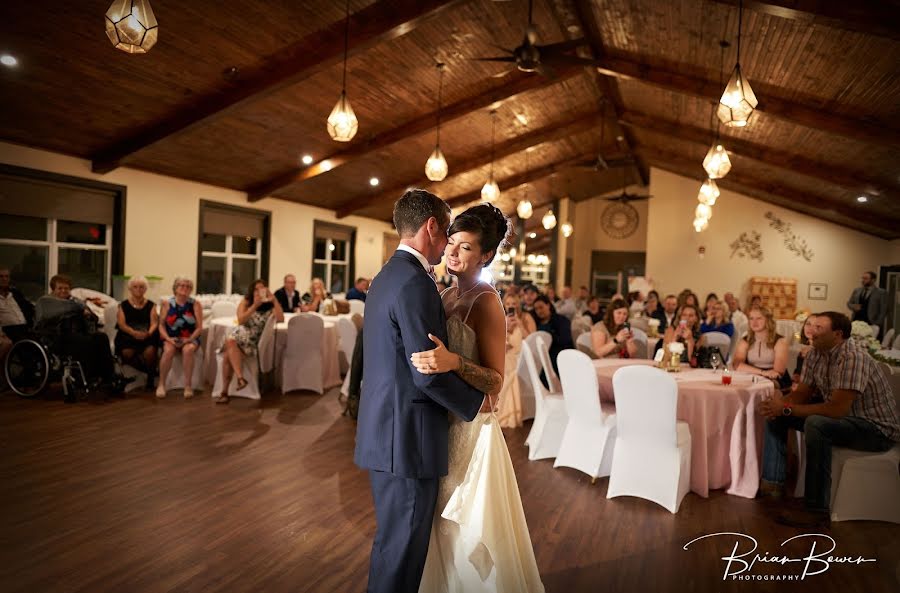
[{"x1": 709, "y1": 351, "x2": 722, "y2": 372}]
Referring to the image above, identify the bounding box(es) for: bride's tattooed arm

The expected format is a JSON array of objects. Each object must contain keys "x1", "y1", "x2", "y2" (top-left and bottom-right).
[{"x1": 455, "y1": 356, "x2": 502, "y2": 395}]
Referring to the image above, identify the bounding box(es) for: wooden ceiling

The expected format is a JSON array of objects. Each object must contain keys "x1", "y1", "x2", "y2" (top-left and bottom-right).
[{"x1": 1, "y1": 0, "x2": 898, "y2": 240}]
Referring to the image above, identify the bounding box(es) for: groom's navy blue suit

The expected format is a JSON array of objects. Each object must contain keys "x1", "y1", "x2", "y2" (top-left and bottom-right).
[{"x1": 355, "y1": 249, "x2": 484, "y2": 593}]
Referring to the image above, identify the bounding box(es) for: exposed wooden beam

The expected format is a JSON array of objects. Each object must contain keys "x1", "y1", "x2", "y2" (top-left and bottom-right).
[
  {"x1": 334, "y1": 110, "x2": 605, "y2": 218},
  {"x1": 247, "y1": 69, "x2": 582, "y2": 201},
  {"x1": 90, "y1": 0, "x2": 465, "y2": 173},
  {"x1": 594, "y1": 55, "x2": 900, "y2": 148},
  {"x1": 618, "y1": 110, "x2": 897, "y2": 196},
  {"x1": 446, "y1": 153, "x2": 593, "y2": 208},
  {"x1": 571, "y1": 0, "x2": 649, "y2": 185},
  {"x1": 636, "y1": 144, "x2": 899, "y2": 239},
  {"x1": 710, "y1": 0, "x2": 900, "y2": 41}
]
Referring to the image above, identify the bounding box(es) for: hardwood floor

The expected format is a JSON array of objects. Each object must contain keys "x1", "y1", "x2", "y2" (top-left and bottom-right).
[{"x1": 0, "y1": 386, "x2": 898, "y2": 593}]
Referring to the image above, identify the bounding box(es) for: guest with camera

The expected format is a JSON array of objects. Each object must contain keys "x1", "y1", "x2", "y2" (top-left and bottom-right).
[
  {"x1": 591, "y1": 298, "x2": 638, "y2": 358},
  {"x1": 661, "y1": 303, "x2": 702, "y2": 364}
]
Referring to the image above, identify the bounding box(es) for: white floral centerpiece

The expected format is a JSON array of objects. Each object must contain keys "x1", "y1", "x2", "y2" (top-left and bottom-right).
[
  {"x1": 667, "y1": 341, "x2": 685, "y2": 355},
  {"x1": 851, "y1": 320, "x2": 874, "y2": 340},
  {"x1": 794, "y1": 310, "x2": 810, "y2": 323},
  {"x1": 647, "y1": 318, "x2": 661, "y2": 337}
]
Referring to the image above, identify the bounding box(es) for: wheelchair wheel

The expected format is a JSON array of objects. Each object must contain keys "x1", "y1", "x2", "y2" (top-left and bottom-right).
[{"x1": 4, "y1": 339, "x2": 50, "y2": 397}]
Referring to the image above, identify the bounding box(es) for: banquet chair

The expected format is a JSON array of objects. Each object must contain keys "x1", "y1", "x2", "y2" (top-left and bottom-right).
[
  {"x1": 521, "y1": 341, "x2": 567, "y2": 461},
  {"x1": 702, "y1": 331, "x2": 732, "y2": 362},
  {"x1": 348, "y1": 300, "x2": 365, "y2": 317},
  {"x1": 829, "y1": 442, "x2": 900, "y2": 523},
  {"x1": 628, "y1": 317, "x2": 649, "y2": 333},
  {"x1": 630, "y1": 327, "x2": 648, "y2": 359},
  {"x1": 607, "y1": 365, "x2": 692, "y2": 513},
  {"x1": 164, "y1": 345, "x2": 205, "y2": 391},
  {"x1": 281, "y1": 314, "x2": 325, "y2": 394},
  {"x1": 210, "y1": 300, "x2": 238, "y2": 320},
  {"x1": 881, "y1": 328, "x2": 895, "y2": 349},
  {"x1": 514, "y1": 342, "x2": 537, "y2": 422},
  {"x1": 553, "y1": 350, "x2": 617, "y2": 481},
  {"x1": 524, "y1": 331, "x2": 562, "y2": 393},
  {"x1": 870, "y1": 324, "x2": 880, "y2": 339},
  {"x1": 335, "y1": 317, "x2": 357, "y2": 375},
  {"x1": 893, "y1": 333, "x2": 900, "y2": 351},
  {"x1": 102, "y1": 302, "x2": 119, "y2": 351},
  {"x1": 575, "y1": 332, "x2": 596, "y2": 358},
  {"x1": 212, "y1": 315, "x2": 276, "y2": 399}
]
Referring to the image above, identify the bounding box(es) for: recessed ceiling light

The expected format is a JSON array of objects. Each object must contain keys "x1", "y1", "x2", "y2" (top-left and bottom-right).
[
  {"x1": 301, "y1": 154, "x2": 313, "y2": 165},
  {"x1": 320, "y1": 160, "x2": 333, "y2": 172},
  {"x1": 369, "y1": 177, "x2": 379, "y2": 187},
  {"x1": 528, "y1": 232, "x2": 537, "y2": 239},
  {"x1": 1, "y1": 54, "x2": 18, "y2": 67},
  {"x1": 856, "y1": 195, "x2": 868, "y2": 203}
]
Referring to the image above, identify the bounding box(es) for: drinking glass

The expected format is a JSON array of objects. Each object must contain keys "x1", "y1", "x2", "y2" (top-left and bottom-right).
[{"x1": 709, "y1": 351, "x2": 722, "y2": 372}]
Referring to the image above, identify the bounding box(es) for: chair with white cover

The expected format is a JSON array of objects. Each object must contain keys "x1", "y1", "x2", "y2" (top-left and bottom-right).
[
  {"x1": 164, "y1": 346, "x2": 205, "y2": 391},
  {"x1": 870, "y1": 324, "x2": 880, "y2": 339},
  {"x1": 553, "y1": 350, "x2": 617, "y2": 480},
  {"x1": 281, "y1": 314, "x2": 325, "y2": 394},
  {"x1": 829, "y1": 442, "x2": 900, "y2": 523},
  {"x1": 893, "y1": 332, "x2": 900, "y2": 350},
  {"x1": 335, "y1": 317, "x2": 357, "y2": 375},
  {"x1": 210, "y1": 300, "x2": 237, "y2": 320},
  {"x1": 524, "y1": 331, "x2": 562, "y2": 393},
  {"x1": 575, "y1": 332, "x2": 596, "y2": 357},
  {"x1": 348, "y1": 300, "x2": 365, "y2": 317},
  {"x1": 607, "y1": 365, "x2": 692, "y2": 513},
  {"x1": 628, "y1": 317, "x2": 649, "y2": 333},
  {"x1": 881, "y1": 328, "x2": 895, "y2": 349},
  {"x1": 521, "y1": 341, "x2": 568, "y2": 460},
  {"x1": 514, "y1": 345, "x2": 536, "y2": 421},
  {"x1": 702, "y1": 331, "x2": 732, "y2": 362},
  {"x1": 102, "y1": 303, "x2": 119, "y2": 351},
  {"x1": 630, "y1": 327, "x2": 648, "y2": 359},
  {"x1": 212, "y1": 315, "x2": 276, "y2": 399}
]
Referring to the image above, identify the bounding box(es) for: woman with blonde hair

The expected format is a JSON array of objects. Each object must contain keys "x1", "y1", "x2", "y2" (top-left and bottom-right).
[
  {"x1": 497, "y1": 291, "x2": 536, "y2": 428},
  {"x1": 114, "y1": 276, "x2": 159, "y2": 380},
  {"x1": 732, "y1": 306, "x2": 790, "y2": 389},
  {"x1": 301, "y1": 277, "x2": 330, "y2": 313},
  {"x1": 158, "y1": 276, "x2": 203, "y2": 398}
]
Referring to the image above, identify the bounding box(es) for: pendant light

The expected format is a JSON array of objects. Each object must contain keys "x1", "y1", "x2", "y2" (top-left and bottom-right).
[
  {"x1": 327, "y1": 0, "x2": 359, "y2": 142},
  {"x1": 704, "y1": 41, "x2": 733, "y2": 178},
  {"x1": 516, "y1": 149, "x2": 533, "y2": 219},
  {"x1": 425, "y1": 63, "x2": 449, "y2": 181},
  {"x1": 105, "y1": 0, "x2": 159, "y2": 54},
  {"x1": 718, "y1": 0, "x2": 758, "y2": 127},
  {"x1": 542, "y1": 210, "x2": 557, "y2": 230},
  {"x1": 561, "y1": 222, "x2": 573, "y2": 238},
  {"x1": 695, "y1": 203, "x2": 713, "y2": 221},
  {"x1": 693, "y1": 217, "x2": 709, "y2": 233},
  {"x1": 697, "y1": 178, "x2": 720, "y2": 205},
  {"x1": 481, "y1": 110, "x2": 500, "y2": 201}
]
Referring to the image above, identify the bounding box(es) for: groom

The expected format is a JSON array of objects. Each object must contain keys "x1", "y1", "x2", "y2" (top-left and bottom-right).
[{"x1": 355, "y1": 189, "x2": 485, "y2": 593}]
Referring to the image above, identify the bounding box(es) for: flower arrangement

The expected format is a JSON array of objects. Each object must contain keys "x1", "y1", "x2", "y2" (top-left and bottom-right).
[
  {"x1": 668, "y1": 342, "x2": 685, "y2": 355},
  {"x1": 850, "y1": 321, "x2": 874, "y2": 340},
  {"x1": 794, "y1": 309, "x2": 810, "y2": 323}
]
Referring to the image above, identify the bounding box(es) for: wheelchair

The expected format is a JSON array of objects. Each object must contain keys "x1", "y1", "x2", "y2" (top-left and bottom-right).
[{"x1": 4, "y1": 335, "x2": 90, "y2": 399}]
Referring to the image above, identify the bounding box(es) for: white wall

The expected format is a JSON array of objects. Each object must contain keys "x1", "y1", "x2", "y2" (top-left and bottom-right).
[
  {"x1": 0, "y1": 142, "x2": 394, "y2": 296},
  {"x1": 646, "y1": 167, "x2": 894, "y2": 314}
]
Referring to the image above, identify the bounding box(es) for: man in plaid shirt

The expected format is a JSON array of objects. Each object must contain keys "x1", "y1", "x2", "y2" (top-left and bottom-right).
[{"x1": 758, "y1": 311, "x2": 899, "y2": 527}]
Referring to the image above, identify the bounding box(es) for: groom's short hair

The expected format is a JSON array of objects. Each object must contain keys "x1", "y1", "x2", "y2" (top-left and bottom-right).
[{"x1": 393, "y1": 189, "x2": 450, "y2": 238}]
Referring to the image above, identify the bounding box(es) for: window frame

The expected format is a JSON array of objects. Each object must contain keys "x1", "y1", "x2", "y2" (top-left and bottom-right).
[
  {"x1": 197, "y1": 200, "x2": 270, "y2": 295},
  {"x1": 312, "y1": 221, "x2": 356, "y2": 295}
]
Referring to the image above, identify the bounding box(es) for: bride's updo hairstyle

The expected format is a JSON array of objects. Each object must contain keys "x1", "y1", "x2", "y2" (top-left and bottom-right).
[{"x1": 447, "y1": 203, "x2": 512, "y2": 266}]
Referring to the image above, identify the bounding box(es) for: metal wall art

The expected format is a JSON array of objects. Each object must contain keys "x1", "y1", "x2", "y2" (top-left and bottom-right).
[
  {"x1": 729, "y1": 230, "x2": 763, "y2": 261},
  {"x1": 764, "y1": 211, "x2": 814, "y2": 262}
]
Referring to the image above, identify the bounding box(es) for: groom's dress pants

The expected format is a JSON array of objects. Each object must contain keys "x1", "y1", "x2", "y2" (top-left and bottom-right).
[{"x1": 367, "y1": 470, "x2": 439, "y2": 593}]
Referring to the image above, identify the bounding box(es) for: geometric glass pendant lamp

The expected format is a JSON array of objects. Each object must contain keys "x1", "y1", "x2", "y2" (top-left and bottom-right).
[
  {"x1": 105, "y1": 0, "x2": 159, "y2": 54},
  {"x1": 717, "y1": 0, "x2": 758, "y2": 127},
  {"x1": 327, "y1": 0, "x2": 359, "y2": 142}
]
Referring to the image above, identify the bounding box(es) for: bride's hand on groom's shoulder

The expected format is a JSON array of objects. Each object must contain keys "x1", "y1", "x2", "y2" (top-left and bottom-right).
[{"x1": 410, "y1": 334, "x2": 461, "y2": 375}]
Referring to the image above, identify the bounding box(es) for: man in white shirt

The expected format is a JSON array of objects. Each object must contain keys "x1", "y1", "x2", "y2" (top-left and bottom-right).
[
  {"x1": 0, "y1": 268, "x2": 34, "y2": 341},
  {"x1": 554, "y1": 285, "x2": 578, "y2": 320}
]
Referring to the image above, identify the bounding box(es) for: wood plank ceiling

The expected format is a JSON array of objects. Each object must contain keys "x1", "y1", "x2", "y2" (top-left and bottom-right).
[{"x1": 1, "y1": 0, "x2": 898, "y2": 243}]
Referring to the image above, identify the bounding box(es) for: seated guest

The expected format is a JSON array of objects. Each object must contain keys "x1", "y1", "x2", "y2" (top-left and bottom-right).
[
  {"x1": 655, "y1": 294, "x2": 678, "y2": 333},
  {"x1": 582, "y1": 296, "x2": 604, "y2": 325},
  {"x1": 591, "y1": 298, "x2": 638, "y2": 358},
  {"x1": 703, "y1": 292, "x2": 719, "y2": 318},
  {"x1": 345, "y1": 277, "x2": 369, "y2": 302},
  {"x1": 758, "y1": 311, "x2": 900, "y2": 527},
  {"x1": 114, "y1": 276, "x2": 159, "y2": 381},
  {"x1": 544, "y1": 284, "x2": 558, "y2": 303},
  {"x1": 732, "y1": 306, "x2": 790, "y2": 389},
  {"x1": 521, "y1": 284, "x2": 539, "y2": 316},
  {"x1": 301, "y1": 277, "x2": 330, "y2": 313},
  {"x1": 574, "y1": 286, "x2": 589, "y2": 314},
  {"x1": 35, "y1": 274, "x2": 120, "y2": 399},
  {"x1": 628, "y1": 291, "x2": 645, "y2": 315},
  {"x1": 0, "y1": 267, "x2": 35, "y2": 341},
  {"x1": 498, "y1": 292, "x2": 536, "y2": 428},
  {"x1": 723, "y1": 291, "x2": 741, "y2": 314},
  {"x1": 792, "y1": 314, "x2": 817, "y2": 383},
  {"x1": 158, "y1": 277, "x2": 203, "y2": 399},
  {"x1": 700, "y1": 300, "x2": 734, "y2": 337},
  {"x1": 532, "y1": 294, "x2": 573, "y2": 377},
  {"x1": 644, "y1": 290, "x2": 662, "y2": 318},
  {"x1": 747, "y1": 294, "x2": 762, "y2": 310},
  {"x1": 554, "y1": 286, "x2": 578, "y2": 320},
  {"x1": 678, "y1": 290, "x2": 700, "y2": 309},
  {"x1": 215, "y1": 279, "x2": 284, "y2": 404},
  {"x1": 274, "y1": 274, "x2": 301, "y2": 313},
  {"x1": 661, "y1": 303, "x2": 702, "y2": 364}
]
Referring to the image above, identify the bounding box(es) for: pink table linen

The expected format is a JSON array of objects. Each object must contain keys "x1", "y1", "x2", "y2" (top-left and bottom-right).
[{"x1": 593, "y1": 359, "x2": 774, "y2": 499}]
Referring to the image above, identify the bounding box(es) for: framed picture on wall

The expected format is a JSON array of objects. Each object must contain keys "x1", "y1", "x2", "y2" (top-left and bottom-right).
[{"x1": 808, "y1": 283, "x2": 827, "y2": 300}]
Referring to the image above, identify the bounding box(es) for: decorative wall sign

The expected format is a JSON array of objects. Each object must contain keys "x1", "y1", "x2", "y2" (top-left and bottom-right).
[
  {"x1": 601, "y1": 202, "x2": 639, "y2": 239},
  {"x1": 729, "y1": 231, "x2": 763, "y2": 261},
  {"x1": 808, "y1": 283, "x2": 828, "y2": 300},
  {"x1": 764, "y1": 211, "x2": 814, "y2": 261}
]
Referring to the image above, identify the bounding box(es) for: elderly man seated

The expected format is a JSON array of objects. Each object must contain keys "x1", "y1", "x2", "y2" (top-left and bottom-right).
[
  {"x1": 35, "y1": 274, "x2": 127, "y2": 400},
  {"x1": 758, "y1": 311, "x2": 900, "y2": 527}
]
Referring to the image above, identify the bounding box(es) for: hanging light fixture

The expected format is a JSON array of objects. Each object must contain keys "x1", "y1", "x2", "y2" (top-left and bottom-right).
[
  {"x1": 105, "y1": 0, "x2": 159, "y2": 54},
  {"x1": 704, "y1": 41, "x2": 733, "y2": 178},
  {"x1": 561, "y1": 222, "x2": 573, "y2": 238},
  {"x1": 542, "y1": 209, "x2": 557, "y2": 230},
  {"x1": 481, "y1": 110, "x2": 500, "y2": 202},
  {"x1": 697, "y1": 178, "x2": 720, "y2": 205},
  {"x1": 516, "y1": 149, "x2": 533, "y2": 219},
  {"x1": 327, "y1": 0, "x2": 359, "y2": 142},
  {"x1": 695, "y1": 203, "x2": 713, "y2": 220},
  {"x1": 693, "y1": 217, "x2": 709, "y2": 233},
  {"x1": 425, "y1": 63, "x2": 449, "y2": 181},
  {"x1": 718, "y1": 0, "x2": 758, "y2": 127}
]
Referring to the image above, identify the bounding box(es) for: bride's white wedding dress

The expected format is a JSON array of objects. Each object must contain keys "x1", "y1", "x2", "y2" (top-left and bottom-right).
[{"x1": 419, "y1": 303, "x2": 544, "y2": 593}]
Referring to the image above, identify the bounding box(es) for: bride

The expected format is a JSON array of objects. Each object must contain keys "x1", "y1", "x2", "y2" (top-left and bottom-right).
[{"x1": 410, "y1": 203, "x2": 544, "y2": 593}]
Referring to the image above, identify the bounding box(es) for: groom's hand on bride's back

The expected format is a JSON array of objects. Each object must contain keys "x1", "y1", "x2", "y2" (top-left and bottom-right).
[{"x1": 410, "y1": 334, "x2": 461, "y2": 375}]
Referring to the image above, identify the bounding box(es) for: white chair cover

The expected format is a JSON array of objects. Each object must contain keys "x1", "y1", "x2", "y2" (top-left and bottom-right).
[
  {"x1": 348, "y1": 300, "x2": 365, "y2": 316},
  {"x1": 335, "y1": 317, "x2": 357, "y2": 375},
  {"x1": 164, "y1": 346, "x2": 205, "y2": 391},
  {"x1": 881, "y1": 328, "x2": 895, "y2": 350},
  {"x1": 830, "y1": 444, "x2": 900, "y2": 523},
  {"x1": 102, "y1": 303, "x2": 119, "y2": 351},
  {"x1": 702, "y1": 331, "x2": 732, "y2": 360},
  {"x1": 575, "y1": 332, "x2": 595, "y2": 357},
  {"x1": 524, "y1": 331, "x2": 562, "y2": 394},
  {"x1": 893, "y1": 333, "x2": 900, "y2": 350},
  {"x1": 213, "y1": 351, "x2": 261, "y2": 399},
  {"x1": 71, "y1": 287, "x2": 114, "y2": 319},
  {"x1": 731, "y1": 313, "x2": 749, "y2": 360},
  {"x1": 569, "y1": 315, "x2": 593, "y2": 344},
  {"x1": 607, "y1": 365, "x2": 692, "y2": 513},
  {"x1": 514, "y1": 344, "x2": 536, "y2": 421},
  {"x1": 870, "y1": 324, "x2": 880, "y2": 339},
  {"x1": 628, "y1": 317, "x2": 649, "y2": 333},
  {"x1": 521, "y1": 341, "x2": 568, "y2": 461},
  {"x1": 553, "y1": 350, "x2": 617, "y2": 479},
  {"x1": 210, "y1": 301, "x2": 237, "y2": 320},
  {"x1": 630, "y1": 327, "x2": 648, "y2": 359},
  {"x1": 281, "y1": 314, "x2": 325, "y2": 394},
  {"x1": 257, "y1": 315, "x2": 277, "y2": 374}
]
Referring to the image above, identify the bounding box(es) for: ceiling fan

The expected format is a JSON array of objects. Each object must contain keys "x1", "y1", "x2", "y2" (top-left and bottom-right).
[
  {"x1": 604, "y1": 164, "x2": 653, "y2": 203},
  {"x1": 573, "y1": 101, "x2": 635, "y2": 171},
  {"x1": 473, "y1": 0, "x2": 594, "y2": 77}
]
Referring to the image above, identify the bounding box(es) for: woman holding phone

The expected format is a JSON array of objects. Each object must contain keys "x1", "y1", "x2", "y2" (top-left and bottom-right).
[
  {"x1": 662, "y1": 304, "x2": 702, "y2": 364},
  {"x1": 215, "y1": 279, "x2": 284, "y2": 403},
  {"x1": 497, "y1": 292, "x2": 535, "y2": 428},
  {"x1": 591, "y1": 298, "x2": 638, "y2": 358}
]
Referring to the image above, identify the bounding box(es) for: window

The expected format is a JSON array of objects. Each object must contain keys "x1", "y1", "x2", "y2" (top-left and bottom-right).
[
  {"x1": 0, "y1": 166, "x2": 124, "y2": 301},
  {"x1": 197, "y1": 202, "x2": 270, "y2": 294},
  {"x1": 313, "y1": 221, "x2": 355, "y2": 295}
]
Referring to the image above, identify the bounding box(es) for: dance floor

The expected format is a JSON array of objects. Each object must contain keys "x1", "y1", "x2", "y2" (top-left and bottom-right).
[{"x1": 1, "y1": 386, "x2": 898, "y2": 593}]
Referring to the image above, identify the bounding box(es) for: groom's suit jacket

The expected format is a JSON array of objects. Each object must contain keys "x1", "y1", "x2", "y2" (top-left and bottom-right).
[{"x1": 354, "y1": 250, "x2": 484, "y2": 479}]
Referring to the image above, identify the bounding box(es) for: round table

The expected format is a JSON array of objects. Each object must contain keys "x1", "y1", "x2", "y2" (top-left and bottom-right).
[{"x1": 593, "y1": 358, "x2": 774, "y2": 499}]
